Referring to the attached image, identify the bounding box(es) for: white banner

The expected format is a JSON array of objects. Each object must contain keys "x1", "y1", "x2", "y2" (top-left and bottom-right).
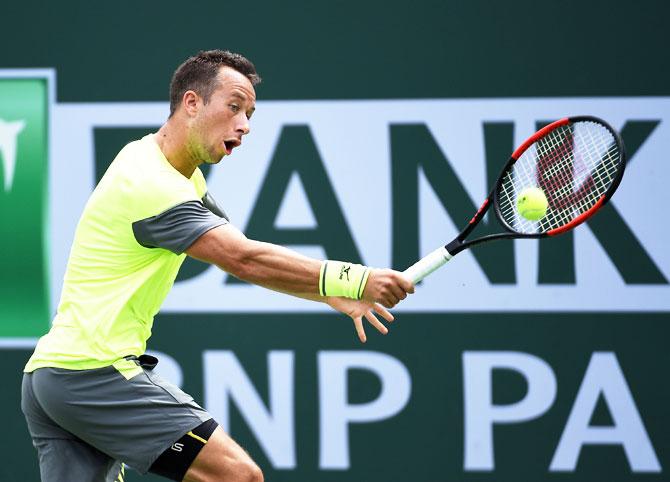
[{"x1": 49, "y1": 97, "x2": 670, "y2": 312}]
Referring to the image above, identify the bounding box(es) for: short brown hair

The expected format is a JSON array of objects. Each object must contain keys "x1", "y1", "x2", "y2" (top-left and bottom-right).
[{"x1": 169, "y1": 50, "x2": 261, "y2": 117}]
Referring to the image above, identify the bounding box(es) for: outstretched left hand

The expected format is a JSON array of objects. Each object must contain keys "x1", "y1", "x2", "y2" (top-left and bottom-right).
[{"x1": 326, "y1": 297, "x2": 395, "y2": 343}]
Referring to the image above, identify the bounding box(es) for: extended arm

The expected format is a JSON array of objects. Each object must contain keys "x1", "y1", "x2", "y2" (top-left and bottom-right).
[{"x1": 185, "y1": 224, "x2": 415, "y2": 308}]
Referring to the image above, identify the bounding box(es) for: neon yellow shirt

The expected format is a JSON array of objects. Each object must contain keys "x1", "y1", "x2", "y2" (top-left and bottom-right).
[{"x1": 25, "y1": 134, "x2": 208, "y2": 375}]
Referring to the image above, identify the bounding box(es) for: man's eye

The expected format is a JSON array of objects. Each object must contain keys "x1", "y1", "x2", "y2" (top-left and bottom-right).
[{"x1": 229, "y1": 104, "x2": 240, "y2": 113}]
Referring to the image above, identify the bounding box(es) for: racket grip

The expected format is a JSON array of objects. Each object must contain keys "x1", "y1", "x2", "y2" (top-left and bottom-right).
[{"x1": 403, "y1": 246, "x2": 453, "y2": 284}]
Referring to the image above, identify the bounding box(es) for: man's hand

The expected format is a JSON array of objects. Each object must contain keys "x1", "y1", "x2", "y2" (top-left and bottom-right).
[
  {"x1": 362, "y1": 269, "x2": 415, "y2": 308},
  {"x1": 327, "y1": 297, "x2": 395, "y2": 343}
]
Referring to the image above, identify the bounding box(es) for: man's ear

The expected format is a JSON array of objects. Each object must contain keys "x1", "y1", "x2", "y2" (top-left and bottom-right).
[{"x1": 182, "y1": 90, "x2": 200, "y2": 116}]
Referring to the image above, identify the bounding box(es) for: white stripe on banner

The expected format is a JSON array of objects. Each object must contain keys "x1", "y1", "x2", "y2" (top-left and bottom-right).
[{"x1": 0, "y1": 338, "x2": 38, "y2": 348}]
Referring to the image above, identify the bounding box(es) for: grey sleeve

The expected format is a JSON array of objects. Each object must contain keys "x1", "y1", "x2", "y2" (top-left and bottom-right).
[
  {"x1": 132, "y1": 200, "x2": 228, "y2": 254},
  {"x1": 202, "y1": 191, "x2": 229, "y2": 221}
]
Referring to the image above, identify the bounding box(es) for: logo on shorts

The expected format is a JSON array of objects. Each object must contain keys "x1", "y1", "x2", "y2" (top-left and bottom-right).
[{"x1": 171, "y1": 442, "x2": 184, "y2": 452}]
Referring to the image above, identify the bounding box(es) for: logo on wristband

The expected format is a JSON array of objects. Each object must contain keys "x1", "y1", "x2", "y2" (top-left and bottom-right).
[{"x1": 339, "y1": 265, "x2": 351, "y2": 281}]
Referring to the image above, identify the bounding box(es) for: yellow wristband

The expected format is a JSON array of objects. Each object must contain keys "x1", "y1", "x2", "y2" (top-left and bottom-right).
[{"x1": 319, "y1": 261, "x2": 371, "y2": 300}]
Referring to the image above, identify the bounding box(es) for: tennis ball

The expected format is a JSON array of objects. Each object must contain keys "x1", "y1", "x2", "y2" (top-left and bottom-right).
[{"x1": 516, "y1": 187, "x2": 548, "y2": 221}]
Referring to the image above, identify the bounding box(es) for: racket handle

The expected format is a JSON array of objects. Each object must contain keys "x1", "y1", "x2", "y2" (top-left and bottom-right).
[{"x1": 403, "y1": 246, "x2": 453, "y2": 284}]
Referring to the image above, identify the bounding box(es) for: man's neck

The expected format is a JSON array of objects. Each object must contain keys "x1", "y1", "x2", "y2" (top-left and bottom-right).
[{"x1": 155, "y1": 120, "x2": 198, "y2": 178}]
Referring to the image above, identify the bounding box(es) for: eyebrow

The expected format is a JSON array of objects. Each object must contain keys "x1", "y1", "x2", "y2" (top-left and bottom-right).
[
  {"x1": 230, "y1": 92, "x2": 253, "y2": 104},
  {"x1": 230, "y1": 92, "x2": 256, "y2": 113}
]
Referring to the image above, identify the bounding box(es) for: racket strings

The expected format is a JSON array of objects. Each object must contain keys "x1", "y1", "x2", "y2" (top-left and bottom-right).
[
  {"x1": 497, "y1": 121, "x2": 621, "y2": 234},
  {"x1": 522, "y1": 125, "x2": 615, "y2": 229}
]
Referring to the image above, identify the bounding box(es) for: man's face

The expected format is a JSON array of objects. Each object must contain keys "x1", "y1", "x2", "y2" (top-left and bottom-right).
[{"x1": 187, "y1": 66, "x2": 256, "y2": 165}]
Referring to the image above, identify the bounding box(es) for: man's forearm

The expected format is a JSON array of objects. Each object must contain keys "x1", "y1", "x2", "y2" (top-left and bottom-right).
[
  {"x1": 187, "y1": 226, "x2": 322, "y2": 295},
  {"x1": 231, "y1": 239, "x2": 323, "y2": 294},
  {"x1": 186, "y1": 224, "x2": 414, "y2": 308}
]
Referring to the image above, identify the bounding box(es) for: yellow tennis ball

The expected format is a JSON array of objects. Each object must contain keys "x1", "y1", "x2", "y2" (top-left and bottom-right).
[{"x1": 516, "y1": 187, "x2": 548, "y2": 221}]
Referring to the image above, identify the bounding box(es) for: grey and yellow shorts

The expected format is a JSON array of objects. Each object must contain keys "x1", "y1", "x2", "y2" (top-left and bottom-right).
[{"x1": 21, "y1": 357, "x2": 212, "y2": 481}]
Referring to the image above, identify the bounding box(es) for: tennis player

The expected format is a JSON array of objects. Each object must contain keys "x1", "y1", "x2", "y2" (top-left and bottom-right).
[{"x1": 21, "y1": 50, "x2": 414, "y2": 482}]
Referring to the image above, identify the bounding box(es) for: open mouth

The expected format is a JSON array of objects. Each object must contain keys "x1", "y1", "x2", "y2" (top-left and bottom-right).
[{"x1": 223, "y1": 139, "x2": 241, "y2": 155}]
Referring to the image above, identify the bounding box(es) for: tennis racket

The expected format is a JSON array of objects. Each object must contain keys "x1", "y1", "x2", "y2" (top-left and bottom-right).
[{"x1": 403, "y1": 115, "x2": 626, "y2": 283}]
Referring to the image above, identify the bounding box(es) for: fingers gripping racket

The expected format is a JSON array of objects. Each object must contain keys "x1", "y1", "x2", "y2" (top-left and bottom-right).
[{"x1": 403, "y1": 116, "x2": 626, "y2": 283}]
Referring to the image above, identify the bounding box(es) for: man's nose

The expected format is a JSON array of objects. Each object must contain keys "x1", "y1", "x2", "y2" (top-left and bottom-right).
[{"x1": 237, "y1": 116, "x2": 250, "y2": 135}]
